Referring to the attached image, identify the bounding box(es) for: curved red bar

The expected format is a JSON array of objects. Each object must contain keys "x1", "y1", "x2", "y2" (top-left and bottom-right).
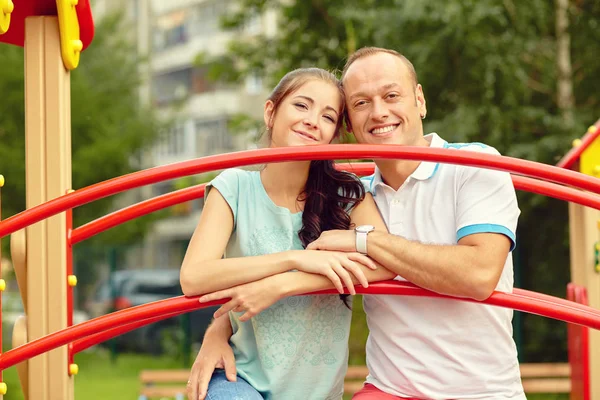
[
  {"x1": 3, "y1": 145, "x2": 600, "y2": 239},
  {"x1": 68, "y1": 163, "x2": 600, "y2": 246},
  {"x1": 1, "y1": 281, "x2": 600, "y2": 371},
  {"x1": 70, "y1": 184, "x2": 207, "y2": 245}
]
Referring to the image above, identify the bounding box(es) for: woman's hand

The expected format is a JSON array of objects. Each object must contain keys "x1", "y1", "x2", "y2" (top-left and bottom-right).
[
  {"x1": 288, "y1": 249, "x2": 376, "y2": 294},
  {"x1": 186, "y1": 316, "x2": 236, "y2": 400},
  {"x1": 199, "y1": 275, "x2": 288, "y2": 322}
]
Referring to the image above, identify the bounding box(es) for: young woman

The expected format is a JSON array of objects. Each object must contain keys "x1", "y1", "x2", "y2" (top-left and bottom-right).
[{"x1": 180, "y1": 68, "x2": 393, "y2": 400}]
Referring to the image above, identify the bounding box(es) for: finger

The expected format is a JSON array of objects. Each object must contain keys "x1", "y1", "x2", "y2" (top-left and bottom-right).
[
  {"x1": 223, "y1": 349, "x2": 238, "y2": 382},
  {"x1": 348, "y1": 252, "x2": 378, "y2": 270},
  {"x1": 187, "y1": 372, "x2": 197, "y2": 400},
  {"x1": 324, "y1": 269, "x2": 344, "y2": 294},
  {"x1": 238, "y1": 311, "x2": 251, "y2": 322},
  {"x1": 306, "y1": 240, "x2": 318, "y2": 250},
  {"x1": 199, "y1": 289, "x2": 231, "y2": 303},
  {"x1": 332, "y1": 263, "x2": 356, "y2": 295},
  {"x1": 196, "y1": 366, "x2": 213, "y2": 400},
  {"x1": 213, "y1": 300, "x2": 239, "y2": 319},
  {"x1": 341, "y1": 258, "x2": 369, "y2": 288}
]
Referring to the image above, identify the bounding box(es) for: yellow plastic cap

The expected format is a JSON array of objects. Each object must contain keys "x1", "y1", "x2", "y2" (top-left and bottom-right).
[
  {"x1": 68, "y1": 275, "x2": 78, "y2": 287},
  {"x1": 572, "y1": 139, "x2": 582, "y2": 148},
  {"x1": 0, "y1": 174, "x2": 4, "y2": 187},
  {"x1": 69, "y1": 363, "x2": 79, "y2": 375},
  {"x1": 588, "y1": 125, "x2": 597, "y2": 134},
  {"x1": 0, "y1": 279, "x2": 6, "y2": 291},
  {"x1": 0, "y1": 382, "x2": 7, "y2": 395},
  {"x1": 0, "y1": 0, "x2": 14, "y2": 35}
]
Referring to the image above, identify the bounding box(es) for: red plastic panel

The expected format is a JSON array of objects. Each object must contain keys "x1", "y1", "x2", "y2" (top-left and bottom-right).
[{"x1": 0, "y1": 0, "x2": 94, "y2": 50}]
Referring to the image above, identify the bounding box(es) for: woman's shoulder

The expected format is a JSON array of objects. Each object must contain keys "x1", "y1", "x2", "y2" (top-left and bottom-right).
[{"x1": 213, "y1": 168, "x2": 259, "y2": 184}]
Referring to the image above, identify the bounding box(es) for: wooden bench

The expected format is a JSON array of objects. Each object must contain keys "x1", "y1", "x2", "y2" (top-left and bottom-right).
[
  {"x1": 139, "y1": 363, "x2": 571, "y2": 399},
  {"x1": 520, "y1": 363, "x2": 571, "y2": 394}
]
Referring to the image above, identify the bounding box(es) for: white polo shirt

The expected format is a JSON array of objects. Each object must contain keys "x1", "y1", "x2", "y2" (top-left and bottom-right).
[{"x1": 361, "y1": 133, "x2": 525, "y2": 399}]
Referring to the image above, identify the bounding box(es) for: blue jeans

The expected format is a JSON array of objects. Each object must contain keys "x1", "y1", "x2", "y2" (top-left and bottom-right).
[{"x1": 206, "y1": 369, "x2": 263, "y2": 400}]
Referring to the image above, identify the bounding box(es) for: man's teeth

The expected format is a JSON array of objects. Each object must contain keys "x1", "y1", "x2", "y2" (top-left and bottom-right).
[{"x1": 371, "y1": 125, "x2": 397, "y2": 134}]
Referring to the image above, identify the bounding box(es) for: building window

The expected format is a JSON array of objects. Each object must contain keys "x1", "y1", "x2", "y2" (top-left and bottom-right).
[
  {"x1": 152, "y1": 68, "x2": 192, "y2": 105},
  {"x1": 187, "y1": 1, "x2": 229, "y2": 37},
  {"x1": 153, "y1": 9, "x2": 189, "y2": 52},
  {"x1": 156, "y1": 123, "x2": 187, "y2": 157},
  {"x1": 195, "y1": 118, "x2": 233, "y2": 156}
]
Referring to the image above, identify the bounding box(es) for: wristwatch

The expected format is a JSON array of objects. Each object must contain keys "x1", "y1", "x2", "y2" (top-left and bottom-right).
[{"x1": 355, "y1": 225, "x2": 375, "y2": 255}]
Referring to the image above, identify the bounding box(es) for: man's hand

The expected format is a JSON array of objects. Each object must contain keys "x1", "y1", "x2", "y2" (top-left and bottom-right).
[
  {"x1": 186, "y1": 316, "x2": 236, "y2": 400},
  {"x1": 306, "y1": 230, "x2": 357, "y2": 253},
  {"x1": 199, "y1": 274, "x2": 288, "y2": 322}
]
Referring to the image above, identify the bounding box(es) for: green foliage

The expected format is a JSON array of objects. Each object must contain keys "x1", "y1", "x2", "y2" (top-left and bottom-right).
[
  {"x1": 206, "y1": 0, "x2": 600, "y2": 362},
  {"x1": 0, "y1": 12, "x2": 169, "y2": 249}
]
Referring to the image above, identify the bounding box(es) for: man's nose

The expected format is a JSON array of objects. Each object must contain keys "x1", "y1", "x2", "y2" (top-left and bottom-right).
[{"x1": 371, "y1": 100, "x2": 389, "y2": 121}]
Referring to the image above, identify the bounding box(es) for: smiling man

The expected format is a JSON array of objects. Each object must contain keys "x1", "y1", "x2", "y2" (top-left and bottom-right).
[{"x1": 307, "y1": 47, "x2": 524, "y2": 399}]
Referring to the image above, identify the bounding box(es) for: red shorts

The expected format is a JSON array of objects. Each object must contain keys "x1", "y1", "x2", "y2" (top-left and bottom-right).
[{"x1": 352, "y1": 383, "x2": 419, "y2": 400}]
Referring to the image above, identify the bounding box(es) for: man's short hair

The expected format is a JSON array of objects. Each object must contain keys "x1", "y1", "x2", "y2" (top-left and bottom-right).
[{"x1": 341, "y1": 47, "x2": 418, "y2": 87}]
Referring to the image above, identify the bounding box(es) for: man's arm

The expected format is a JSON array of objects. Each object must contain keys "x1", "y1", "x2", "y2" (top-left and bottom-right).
[
  {"x1": 364, "y1": 231, "x2": 510, "y2": 300},
  {"x1": 309, "y1": 164, "x2": 519, "y2": 301}
]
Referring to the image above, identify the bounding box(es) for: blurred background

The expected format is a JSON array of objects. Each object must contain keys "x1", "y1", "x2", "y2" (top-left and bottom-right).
[{"x1": 1, "y1": 0, "x2": 599, "y2": 398}]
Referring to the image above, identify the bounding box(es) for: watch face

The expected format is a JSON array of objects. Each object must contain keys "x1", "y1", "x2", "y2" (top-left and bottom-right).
[{"x1": 356, "y1": 225, "x2": 375, "y2": 233}]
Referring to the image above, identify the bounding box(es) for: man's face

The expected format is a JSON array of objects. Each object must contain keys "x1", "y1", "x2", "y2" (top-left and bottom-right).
[{"x1": 343, "y1": 52, "x2": 427, "y2": 146}]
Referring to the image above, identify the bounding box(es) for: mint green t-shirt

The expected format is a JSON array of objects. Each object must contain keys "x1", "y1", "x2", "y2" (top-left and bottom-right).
[{"x1": 207, "y1": 168, "x2": 352, "y2": 400}]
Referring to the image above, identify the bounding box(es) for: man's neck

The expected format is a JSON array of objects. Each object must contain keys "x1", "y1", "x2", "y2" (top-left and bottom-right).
[
  {"x1": 375, "y1": 159, "x2": 421, "y2": 190},
  {"x1": 376, "y1": 135, "x2": 431, "y2": 190}
]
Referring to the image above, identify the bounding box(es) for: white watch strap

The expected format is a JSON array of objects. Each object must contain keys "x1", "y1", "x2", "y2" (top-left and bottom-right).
[{"x1": 356, "y1": 231, "x2": 368, "y2": 254}]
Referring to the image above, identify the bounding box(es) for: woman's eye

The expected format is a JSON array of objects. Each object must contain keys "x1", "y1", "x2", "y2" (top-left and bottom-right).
[
  {"x1": 324, "y1": 115, "x2": 336, "y2": 123},
  {"x1": 295, "y1": 103, "x2": 308, "y2": 110}
]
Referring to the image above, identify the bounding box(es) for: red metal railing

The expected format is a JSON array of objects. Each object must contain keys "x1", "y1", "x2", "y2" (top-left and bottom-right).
[
  {"x1": 67, "y1": 164, "x2": 600, "y2": 248},
  {"x1": 0, "y1": 146, "x2": 599, "y2": 378},
  {"x1": 1, "y1": 281, "x2": 600, "y2": 371},
  {"x1": 3, "y1": 145, "x2": 600, "y2": 239}
]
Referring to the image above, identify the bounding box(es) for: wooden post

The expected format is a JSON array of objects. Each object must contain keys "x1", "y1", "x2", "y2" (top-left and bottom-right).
[{"x1": 24, "y1": 16, "x2": 72, "y2": 400}]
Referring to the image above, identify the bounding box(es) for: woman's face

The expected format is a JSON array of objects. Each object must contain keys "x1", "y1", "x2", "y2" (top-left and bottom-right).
[{"x1": 264, "y1": 80, "x2": 342, "y2": 148}]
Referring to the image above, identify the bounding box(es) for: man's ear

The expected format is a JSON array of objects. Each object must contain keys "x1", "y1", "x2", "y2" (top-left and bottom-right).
[
  {"x1": 264, "y1": 100, "x2": 275, "y2": 128},
  {"x1": 416, "y1": 84, "x2": 427, "y2": 118}
]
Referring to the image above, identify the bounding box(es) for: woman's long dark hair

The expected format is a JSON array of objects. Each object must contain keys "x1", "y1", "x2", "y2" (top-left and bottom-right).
[{"x1": 266, "y1": 68, "x2": 366, "y2": 306}]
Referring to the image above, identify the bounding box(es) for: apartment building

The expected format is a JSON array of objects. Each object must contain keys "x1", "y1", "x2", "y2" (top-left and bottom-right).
[
  {"x1": 140, "y1": 0, "x2": 276, "y2": 268},
  {"x1": 89, "y1": 0, "x2": 276, "y2": 269}
]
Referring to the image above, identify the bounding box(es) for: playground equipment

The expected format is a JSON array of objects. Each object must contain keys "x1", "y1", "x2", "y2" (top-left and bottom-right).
[{"x1": 0, "y1": 2, "x2": 599, "y2": 400}]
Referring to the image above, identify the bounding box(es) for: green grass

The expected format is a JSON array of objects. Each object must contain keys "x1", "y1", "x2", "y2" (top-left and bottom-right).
[{"x1": 3, "y1": 349, "x2": 182, "y2": 400}]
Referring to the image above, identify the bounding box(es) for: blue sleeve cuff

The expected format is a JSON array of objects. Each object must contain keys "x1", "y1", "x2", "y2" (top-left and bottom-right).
[{"x1": 457, "y1": 224, "x2": 516, "y2": 251}]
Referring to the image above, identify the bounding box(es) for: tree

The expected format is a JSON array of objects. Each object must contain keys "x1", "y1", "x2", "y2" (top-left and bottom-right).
[
  {"x1": 207, "y1": 0, "x2": 600, "y2": 362},
  {"x1": 0, "y1": 13, "x2": 171, "y2": 292}
]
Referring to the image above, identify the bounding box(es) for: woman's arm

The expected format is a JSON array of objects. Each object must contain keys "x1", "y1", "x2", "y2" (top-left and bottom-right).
[
  {"x1": 276, "y1": 193, "x2": 396, "y2": 295},
  {"x1": 180, "y1": 188, "x2": 296, "y2": 296},
  {"x1": 199, "y1": 193, "x2": 397, "y2": 320},
  {"x1": 181, "y1": 188, "x2": 377, "y2": 296}
]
